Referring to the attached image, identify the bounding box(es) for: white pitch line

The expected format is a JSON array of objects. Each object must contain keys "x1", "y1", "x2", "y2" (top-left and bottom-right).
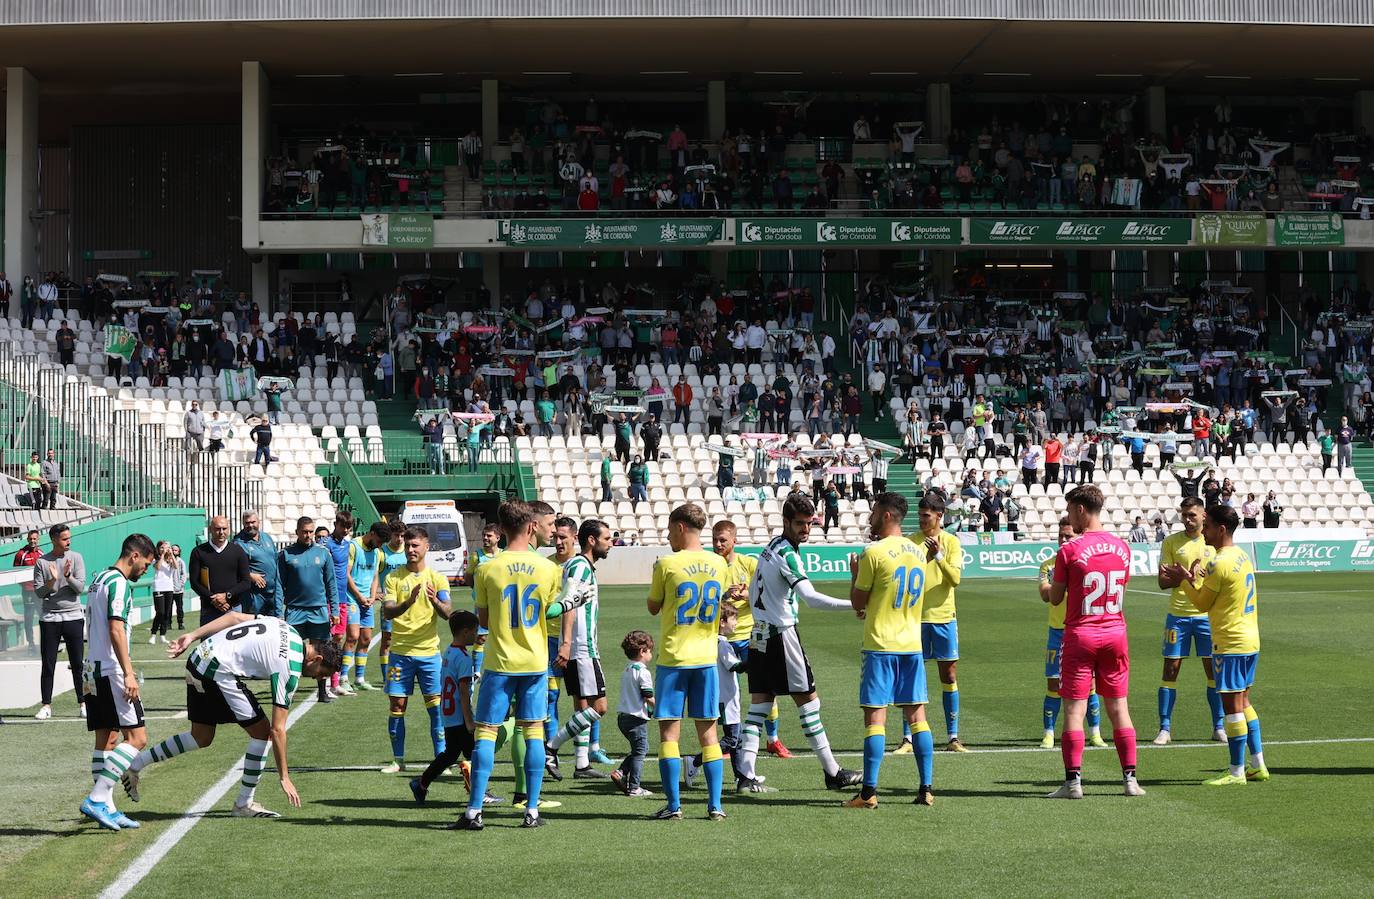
[
  {"x1": 101, "y1": 635, "x2": 379, "y2": 899},
  {"x1": 768, "y1": 735, "x2": 1374, "y2": 759}
]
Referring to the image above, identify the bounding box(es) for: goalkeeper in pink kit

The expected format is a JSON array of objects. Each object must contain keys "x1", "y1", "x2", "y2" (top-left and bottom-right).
[{"x1": 1046, "y1": 485, "x2": 1145, "y2": 800}]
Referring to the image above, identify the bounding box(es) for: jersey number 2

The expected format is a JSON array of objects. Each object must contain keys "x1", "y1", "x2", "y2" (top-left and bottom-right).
[{"x1": 1081, "y1": 571, "x2": 1125, "y2": 615}]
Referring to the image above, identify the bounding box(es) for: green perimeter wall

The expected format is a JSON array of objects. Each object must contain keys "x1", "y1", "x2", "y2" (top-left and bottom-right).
[{"x1": 1, "y1": 508, "x2": 206, "y2": 634}]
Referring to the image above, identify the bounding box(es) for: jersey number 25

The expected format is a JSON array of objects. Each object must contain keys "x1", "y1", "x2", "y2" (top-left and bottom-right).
[{"x1": 1081, "y1": 570, "x2": 1124, "y2": 616}]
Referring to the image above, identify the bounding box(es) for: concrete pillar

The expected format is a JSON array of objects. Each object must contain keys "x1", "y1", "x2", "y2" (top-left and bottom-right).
[
  {"x1": 482, "y1": 80, "x2": 500, "y2": 149},
  {"x1": 1355, "y1": 91, "x2": 1374, "y2": 133},
  {"x1": 1144, "y1": 86, "x2": 1167, "y2": 138},
  {"x1": 1357, "y1": 251, "x2": 1374, "y2": 291},
  {"x1": 5, "y1": 67, "x2": 39, "y2": 282},
  {"x1": 241, "y1": 62, "x2": 269, "y2": 254},
  {"x1": 1146, "y1": 249, "x2": 1172, "y2": 288},
  {"x1": 482, "y1": 253, "x2": 502, "y2": 308},
  {"x1": 707, "y1": 80, "x2": 727, "y2": 140},
  {"x1": 928, "y1": 250, "x2": 955, "y2": 293},
  {"x1": 925, "y1": 82, "x2": 951, "y2": 147},
  {"x1": 251, "y1": 258, "x2": 272, "y2": 313}
]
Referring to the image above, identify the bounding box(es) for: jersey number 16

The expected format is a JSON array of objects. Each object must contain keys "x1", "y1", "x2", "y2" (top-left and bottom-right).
[{"x1": 1081, "y1": 570, "x2": 1124, "y2": 616}]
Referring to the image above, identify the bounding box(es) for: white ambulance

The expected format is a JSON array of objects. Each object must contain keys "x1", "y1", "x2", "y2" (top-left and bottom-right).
[{"x1": 398, "y1": 500, "x2": 470, "y2": 584}]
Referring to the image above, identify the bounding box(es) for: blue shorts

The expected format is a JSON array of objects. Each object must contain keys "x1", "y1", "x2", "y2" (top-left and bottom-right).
[
  {"x1": 921, "y1": 621, "x2": 959, "y2": 661},
  {"x1": 1162, "y1": 614, "x2": 1213, "y2": 659},
  {"x1": 1213, "y1": 653, "x2": 1258, "y2": 693},
  {"x1": 347, "y1": 600, "x2": 376, "y2": 630},
  {"x1": 381, "y1": 614, "x2": 392, "y2": 634},
  {"x1": 474, "y1": 671, "x2": 546, "y2": 725},
  {"x1": 860, "y1": 651, "x2": 928, "y2": 708},
  {"x1": 655, "y1": 665, "x2": 719, "y2": 721},
  {"x1": 547, "y1": 636, "x2": 562, "y2": 691},
  {"x1": 1045, "y1": 627, "x2": 1064, "y2": 679},
  {"x1": 385, "y1": 653, "x2": 442, "y2": 698}
]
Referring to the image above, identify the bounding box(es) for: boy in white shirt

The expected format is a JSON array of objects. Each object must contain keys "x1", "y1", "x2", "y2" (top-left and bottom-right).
[{"x1": 610, "y1": 630, "x2": 656, "y2": 798}]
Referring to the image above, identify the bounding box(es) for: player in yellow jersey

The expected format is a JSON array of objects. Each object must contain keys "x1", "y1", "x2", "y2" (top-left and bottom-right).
[
  {"x1": 894, "y1": 494, "x2": 966, "y2": 754},
  {"x1": 847, "y1": 492, "x2": 934, "y2": 808},
  {"x1": 712, "y1": 520, "x2": 788, "y2": 758},
  {"x1": 454, "y1": 501, "x2": 588, "y2": 830},
  {"x1": 647, "y1": 503, "x2": 729, "y2": 821},
  {"x1": 380, "y1": 526, "x2": 453, "y2": 775},
  {"x1": 1038, "y1": 517, "x2": 1107, "y2": 749},
  {"x1": 1154, "y1": 497, "x2": 1226, "y2": 745},
  {"x1": 1163, "y1": 503, "x2": 1266, "y2": 786}
]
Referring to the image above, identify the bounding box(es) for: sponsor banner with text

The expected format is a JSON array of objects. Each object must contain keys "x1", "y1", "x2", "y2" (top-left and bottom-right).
[
  {"x1": 736, "y1": 218, "x2": 961, "y2": 246},
  {"x1": 499, "y1": 218, "x2": 725, "y2": 247},
  {"x1": 1193, "y1": 213, "x2": 1268, "y2": 247},
  {"x1": 1274, "y1": 213, "x2": 1345, "y2": 247},
  {"x1": 969, "y1": 218, "x2": 1190, "y2": 246}
]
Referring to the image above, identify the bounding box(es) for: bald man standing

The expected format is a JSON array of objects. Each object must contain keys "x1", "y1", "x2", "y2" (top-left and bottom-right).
[{"x1": 188, "y1": 515, "x2": 253, "y2": 625}]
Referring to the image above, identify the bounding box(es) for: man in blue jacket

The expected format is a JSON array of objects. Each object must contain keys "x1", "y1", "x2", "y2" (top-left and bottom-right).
[
  {"x1": 279, "y1": 516, "x2": 340, "y2": 703},
  {"x1": 323, "y1": 513, "x2": 355, "y2": 696},
  {"x1": 234, "y1": 510, "x2": 282, "y2": 617}
]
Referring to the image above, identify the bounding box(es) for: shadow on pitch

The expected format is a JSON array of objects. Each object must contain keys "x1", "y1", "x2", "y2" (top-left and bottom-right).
[{"x1": 1270, "y1": 766, "x2": 1374, "y2": 776}]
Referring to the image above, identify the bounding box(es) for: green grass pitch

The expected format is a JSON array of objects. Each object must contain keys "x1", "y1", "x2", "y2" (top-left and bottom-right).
[{"x1": 2, "y1": 572, "x2": 1373, "y2": 897}]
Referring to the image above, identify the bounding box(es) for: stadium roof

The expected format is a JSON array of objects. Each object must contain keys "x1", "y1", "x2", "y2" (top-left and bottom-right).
[
  {"x1": 3, "y1": 0, "x2": 1374, "y2": 27},
  {"x1": 2, "y1": 18, "x2": 1374, "y2": 92}
]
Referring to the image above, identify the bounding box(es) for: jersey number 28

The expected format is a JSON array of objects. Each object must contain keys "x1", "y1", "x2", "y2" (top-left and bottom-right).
[
  {"x1": 1081, "y1": 570, "x2": 1124, "y2": 615},
  {"x1": 676, "y1": 580, "x2": 721, "y2": 625}
]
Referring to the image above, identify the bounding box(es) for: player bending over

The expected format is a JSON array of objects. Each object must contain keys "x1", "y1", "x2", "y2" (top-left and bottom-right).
[
  {"x1": 121, "y1": 611, "x2": 343, "y2": 818},
  {"x1": 846, "y1": 493, "x2": 935, "y2": 808},
  {"x1": 80, "y1": 534, "x2": 157, "y2": 831},
  {"x1": 1039, "y1": 516, "x2": 1106, "y2": 750},
  {"x1": 1046, "y1": 485, "x2": 1145, "y2": 799},
  {"x1": 1163, "y1": 503, "x2": 1267, "y2": 786},
  {"x1": 733, "y1": 495, "x2": 861, "y2": 793}
]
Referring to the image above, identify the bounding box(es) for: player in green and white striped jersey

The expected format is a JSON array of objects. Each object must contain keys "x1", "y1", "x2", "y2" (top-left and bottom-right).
[
  {"x1": 735, "y1": 494, "x2": 863, "y2": 793},
  {"x1": 545, "y1": 519, "x2": 613, "y2": 779},
  {"x1": 120, "y1": 611, "x2": 342, "y2": 818},
  {"x1": 80, "y1": 534, "x2": 157, "y2": 832}
]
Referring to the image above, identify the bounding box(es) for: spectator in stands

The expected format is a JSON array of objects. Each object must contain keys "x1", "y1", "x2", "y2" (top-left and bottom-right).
[
  {"x1": 462, "y1": 130, "x2": 482, "y2": 180},
  {"x1": 40, "y1": 449, "x2": 60, "y2": 510},
  {"x1": 1336, "y1": 415, "x2": 1355, "y2": 475},
  {"x1": 150, "y1": 541, "x2": 179, "y2": 643},
  {"x1": 599, "y1": 451, "x2": 613, "y2": 505},
  {"x1": 1043, "y1": 433, "x2": 1063, "y2": 486},
  {"x1": 1262, "y1": 491, "x2": 1283, "y2": 528},
  {"x1": 188, "y1": 516, "x2": 252, "y2": 626},
  {"x1": 24, "y1": 452, "x2": 43, "y2": 508},
  {"x1": 672, "y1": 376, "x2": 693, "y2": 425},
  {"x1": 31, "y1": 523, "x2": 86, "y2": 721},
  {"x1": 53, "y1": 320, "x2": 77, "y2": 367},
  {"x1": 0, "y1": 272, "x2": 10, "y2": 319},
  {"x1": 205, "y1": 411, "x2": 229, "y2": 454},
  {"x1": 249, "y1": 417, "x2": 273, "y2": 471},
  {"x1": 37, "y1": 275, "x2": 58, "y2": 323},
  {"x1": 980, "y1": 489, "x2": 1004, "y2": 532},
  {"x1": 641, "y1": 414, "x2": 662, "y2": 463},
  {"x1": 628, "y1": 456, "x2": 649, "y2": 511},
  {"x1": 422, "y1": 417, "x2": 445, "y2": 475},
  {"x1": 1128, "y1": 516, "x2": 1148, "y2": 543},
  {"x1": 1320, "y1": 429, "x2": 1335, "y2": 473},
  {"x1": 1241, "y1": 493, "x2": 1260, "y2": 529},
  {"x1": 821, "y1": 481, "x2": 841, "y2": 535}
]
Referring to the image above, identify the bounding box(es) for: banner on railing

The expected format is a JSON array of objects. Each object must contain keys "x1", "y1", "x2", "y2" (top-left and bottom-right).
[
  {"x1": 1194, "y1": 213, "x2": 1268, "y2": 247},
  {"x1": 1274, "y1": 212, "x2": 1345, "y2": 247},
  {"x1": 735, "y1": 217, "x2": 961, "y2": 246},
  {"x1": 499, "y1": 219, "x2": 725, "y2": 247},
  {"x1": 968, "y1": 218, "x2": 1190, "y2": 246},
  {"x1": 361, "y1": 212, "x2": 434, "y2": 249}
]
